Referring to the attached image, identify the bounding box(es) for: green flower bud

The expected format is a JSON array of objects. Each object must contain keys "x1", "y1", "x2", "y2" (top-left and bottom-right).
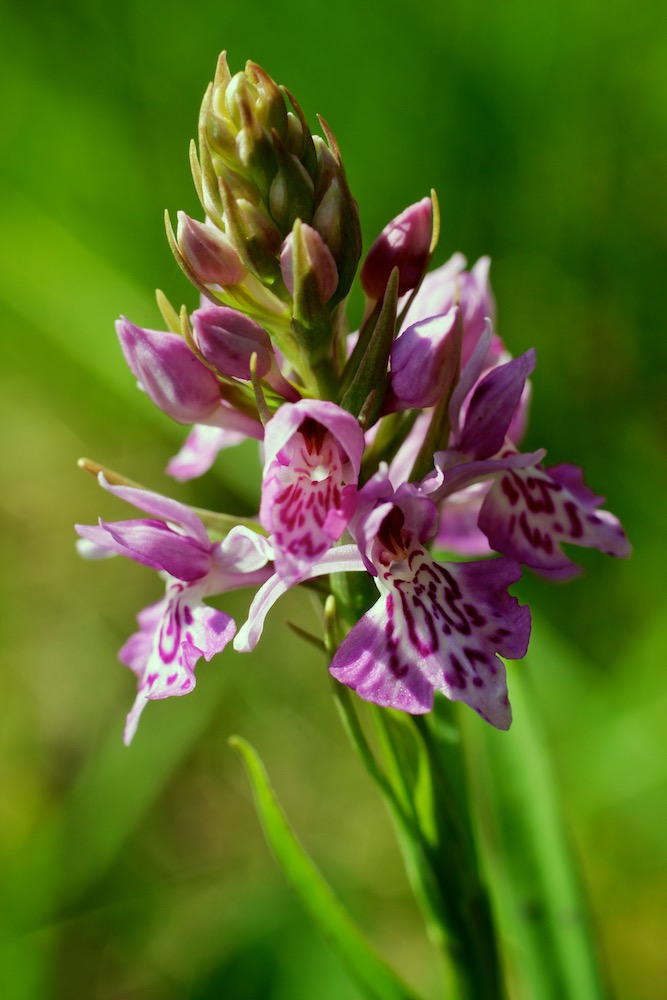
[{"x1": 269, "y1": 134, "x2": 316, "y2": 234}]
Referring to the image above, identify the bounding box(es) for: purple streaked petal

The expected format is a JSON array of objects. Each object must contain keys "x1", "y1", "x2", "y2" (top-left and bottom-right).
[
  {"x1": 262, "y1": 400, "x2": 364, "y2": 477},
  {"x1": 398, "y1": 253, "x2": 467, "y2": 326},
  {"x1": 121, "y1": 582, "x2": 235, "y2": 745},
  {"x1": 361, "y1": 197, "x2": 432, "y2": 299},
  {"x1": 387, "y1": 412, "x2": 431, "y2": 487},
  {"x1": 204, "y1": 403, "x2": 264, "y2": 440},
  {"x1": 430, "y1": 448, "x2": 547, "y2": 503},
  {"x1": 478, "y1": 462, "x2": 632, "y2": 578},
  {"x1": 75, "y1": 523, "x2": 132, "y2": 560},
  {"x1": 261, "y1": 401, "x2": 364, "y2": 583},
  {"x1": 234, "y1": 544, "x2": 366, "y2": 652},
  {"x1": 330, "y1": 551, "x2": 529, "y2": 729},
  {"x1": 100, "y1": 519, "x2": 212, "y2": 581},
  {"x1": 97, "y1": 473, "x2": 210, "y2": 547},
  {"x1": 166, "y1": 425, "x2": 247, "y2": 482},
  {"x1": 435, "y1": 485, "x2": 494, "y2": 557},
  {"x1": 457, "y1": 350, "x2": 536, "y2": 459},
  {"x1": 191, "y1": 305, "x2": 274, "y2": 380}
]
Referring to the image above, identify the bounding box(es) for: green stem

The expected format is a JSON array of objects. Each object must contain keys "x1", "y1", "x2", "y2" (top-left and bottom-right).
[{"x1": 373, "y1": 706, "x2": 507, "y2": 1000}]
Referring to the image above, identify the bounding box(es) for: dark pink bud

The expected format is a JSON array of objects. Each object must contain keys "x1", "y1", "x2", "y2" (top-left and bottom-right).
[
  {"x1": 361, "y1": 197, "x2": 432, "y2": 300},
  {"x1": 191, "y1": 305, "x2": 273, "y2": 379},
  {"x1": 116, "y1": 318, "x2": 221, "y2": 424},
  {"x1": 176, "y1": 212, "x2": 247, "y2": 286}
]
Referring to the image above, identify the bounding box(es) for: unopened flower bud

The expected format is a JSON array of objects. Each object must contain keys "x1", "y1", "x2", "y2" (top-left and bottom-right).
[
  {"x1": 361, "y1": 197, "x2": 432, "y2": 300},
  {"x1": 280, "y1": 223, "x2": 338, "y2": 303},
  {"x1": 191, "y1": 306, "x2": 273, "y2": 379},
  {"x1": 269, "y1": 137, "x2": 316, "y2": 233},
  {"x1": 389, "y1": 306, "x2": 462, "y2": 410},
  {"x1": 116, "y1": 318, "x2": 221, "y2": 424},
  {"x1": 176, "y1": 212, "x2": 247, "y2": 286}
]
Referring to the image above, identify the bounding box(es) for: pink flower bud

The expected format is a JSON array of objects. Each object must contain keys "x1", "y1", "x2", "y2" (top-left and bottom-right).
[
  {"x1": 280, "y1": 223, "x2": 339, "y2": 303},
  {"x1": 389, "y1": 307, "x2": 462, "y2": 410},
  {"x1": 361, "y1": 197, "x2": 432, "y2": 300},
  {"x1": 191, "y1": 306, "x2": 273, "y2": 379},
  {"x1": 116, "y1": 318, "x2": 221, "y2": 424},
  {"x1": 176, "y1": 212, "x2": 247, "y2": 286}
]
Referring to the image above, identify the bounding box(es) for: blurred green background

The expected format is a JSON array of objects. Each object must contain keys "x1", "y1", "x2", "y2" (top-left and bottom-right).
[{"x1": 1, "y1": 0, "x2": 665, "y2": 997}]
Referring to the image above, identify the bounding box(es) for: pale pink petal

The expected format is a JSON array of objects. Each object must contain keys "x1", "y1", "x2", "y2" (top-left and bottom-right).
[
  {"x1": 166, "y1": 425, "x2": 247, "y2": 482},
  {"x1": 234, "y1": 545, "x2": 366, "y2": 652},
  {"x1": 121, "y1": 581, "x2": 235, "y2": 745}
]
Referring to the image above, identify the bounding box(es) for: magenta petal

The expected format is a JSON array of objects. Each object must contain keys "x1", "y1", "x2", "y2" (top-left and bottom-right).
[
  {"x1": 97, "y1": 473, "x2": 210, "y2": 547},
  {"x1": 100, "y1": 519, "x2": 212, "y2": 581},
  {"x1": 390, "y1": 308, "x2": 461, "y2": 410},
  {"x1": 361, "y1": 197, "x2": 432, "y2": 299},
  {"x1": 262, "y1": 399, "x2": 364, "y2": 477},
  {"x1": 478, "y1": 462, "x2": 632, "y2": 577},
  {"x1": 435, "y1": 486, "x2": 494, "y2": 556},
  {"x1": 261, "y1": 400, "x2": 364, "y2": 582},
  {"x1": 330, "y1": 551, "x2": 530, "y2": 729},
  {"x1": 457, "y1": 350, "x2": 536, "y2": 459},
  {"x1": 191, "y1": 305, "x2": 274, "y2": 379},
  {"x1": 116, "y1": 317, "x2": 221, "y2": 424}
]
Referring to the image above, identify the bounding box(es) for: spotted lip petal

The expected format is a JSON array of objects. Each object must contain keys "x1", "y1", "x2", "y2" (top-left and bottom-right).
[
  {"x1": 330, "y1": 482, "x2": 531, "y2": 728},
  {"x1": 478, "y1": 461, "x2": 632, "y2": 578},
  {"x1": 329, "y1": 541, "x2": 530, "y2": 729},
  {"x1": 260, "y1": 400, "x2": 365, "y2": 584},
  {"x1": 120, "y1": 581, "x2": 236, "y2": 745}
]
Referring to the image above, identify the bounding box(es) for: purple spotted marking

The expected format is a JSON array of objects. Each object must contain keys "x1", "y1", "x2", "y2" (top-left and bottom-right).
[
  {"x1": 479, "y1": 461, "x2": 631, "y2": 579},
  {"x1": 330, "y1": 503, "x2": 531, "y2": 729}
]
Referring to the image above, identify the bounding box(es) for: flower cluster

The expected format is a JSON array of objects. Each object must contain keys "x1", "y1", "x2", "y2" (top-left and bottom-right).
[{"x1": 76, "y1": 53, "x2": 630, "y2": 743}]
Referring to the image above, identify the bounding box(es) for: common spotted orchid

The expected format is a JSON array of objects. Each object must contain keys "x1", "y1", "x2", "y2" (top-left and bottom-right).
[
  {"x1": 76, "y1": 474, "x2": 272, "y2": 742},
  {"x1": 76, "y1": 51, "x2": 630, "y2": 742}
]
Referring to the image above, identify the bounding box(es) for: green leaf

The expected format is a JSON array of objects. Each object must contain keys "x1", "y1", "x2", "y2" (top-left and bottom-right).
[
  {"x1": 466, "y1": 664, "x2": 610, "y2": 1000},
  {"x1": 229, "y1": 736, "x2": 424, "y2": 1000}
]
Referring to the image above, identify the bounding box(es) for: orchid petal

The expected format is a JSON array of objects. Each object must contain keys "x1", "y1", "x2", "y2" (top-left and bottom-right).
[
  {"x1": 448, "y1": 320, "x2": 494, "y2": 440},
  {"x1": 478, "y1": 462, "x2": 632, "y2": 578},
  {"x1": 166, "y1": 425, "x2": 247, "y2": 481},
  {"x1": 430, "y1": 448, "x2": 547, "y2": 503},
  {"x1": 120, "y1": 582, "x2": 235, "y2": 744},
  {"x1": 97, "y1": 473, "x2": 210, "y2": 547},
  {"x1": 330, "y1": 553, "x2": 530, "y2": 728},
  {"x1": 457, "y1": 349, "x2": 536, "y2": 459},
  {"x1": 234, "y1": 545, "x2": 366, "y2": 652},
  {"x1": 98, "y1": 519, "x2": 211, "y2": 580},
  {"x1": 261, "y1": 401, "x2": 364, "y2": 584}
]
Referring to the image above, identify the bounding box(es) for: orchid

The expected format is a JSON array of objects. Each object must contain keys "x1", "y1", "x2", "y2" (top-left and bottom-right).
[
  {"x1": 329, "y1": 472, "x2": 531, "y2": 727},
  {"x1": 74, "y1": 50, "x2": 632, "y2": 1000},
  {"x1": 259, "y1": 399, "x2": 365, "y2": 584},
  {"x1": 76, "y1": 474, "x2": 271, "y2": 742}
]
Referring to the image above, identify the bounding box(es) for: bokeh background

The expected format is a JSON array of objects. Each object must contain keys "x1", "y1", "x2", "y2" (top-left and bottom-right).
[{"x1": 1, "y1": 0, "x2": 665, "y2": 997}]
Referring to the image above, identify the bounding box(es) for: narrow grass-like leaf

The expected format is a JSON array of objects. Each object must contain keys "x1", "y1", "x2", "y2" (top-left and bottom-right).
[
  {"x1": 466, "y1": 663, "x2": 610, "y2": 1000},
  {"x1": 229, "y1": 736, "x2": 424, "y2": 1000}
]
